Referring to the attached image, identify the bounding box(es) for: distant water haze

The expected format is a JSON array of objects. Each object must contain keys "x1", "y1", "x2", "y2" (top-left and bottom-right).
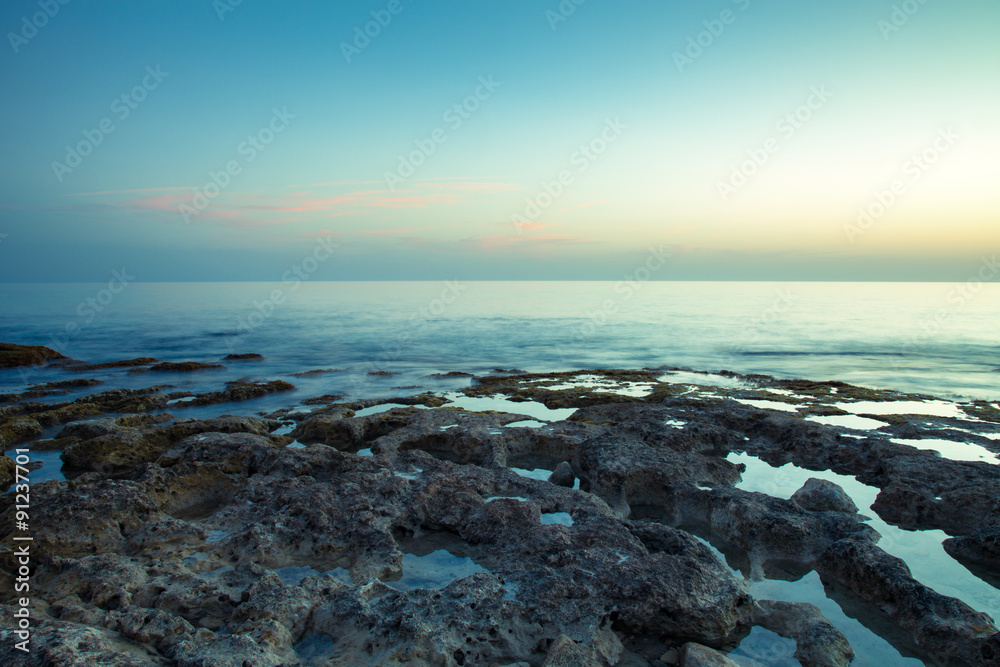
[{"x1": 1, "y1": 281, "x2": 996, "y2": 401}]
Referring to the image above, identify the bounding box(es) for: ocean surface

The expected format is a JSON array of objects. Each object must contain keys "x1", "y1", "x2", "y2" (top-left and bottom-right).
[
  {"x1": 2, "y1": 281, "x2": 999, "y2": 666},
  {"x1": 1, "y1": 281, "x2": 996, "y2": 402}
]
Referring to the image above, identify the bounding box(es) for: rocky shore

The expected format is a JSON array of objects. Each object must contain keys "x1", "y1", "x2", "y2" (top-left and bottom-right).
[{"x1": 1, "y1": 345, "x2": 999, "y2": 666}]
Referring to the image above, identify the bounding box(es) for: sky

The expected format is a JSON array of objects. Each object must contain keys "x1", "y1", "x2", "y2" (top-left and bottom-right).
[{"x1": 0, "y1": 0, "x2": 997, "y2": 281}]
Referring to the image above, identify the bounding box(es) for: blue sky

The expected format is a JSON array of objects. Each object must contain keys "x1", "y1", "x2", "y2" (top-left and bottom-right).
[{"x1": 1, "y1": 0, "x2": 997, "y2": 281}]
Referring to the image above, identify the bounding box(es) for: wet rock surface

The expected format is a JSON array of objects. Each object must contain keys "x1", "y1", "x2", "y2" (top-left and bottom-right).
[
  {"x1": 0, "y1": 342, "x2": 67, "y2": 368},
  {"x1": 0, "y1": 367, "x2": 998, "y2": 665}
]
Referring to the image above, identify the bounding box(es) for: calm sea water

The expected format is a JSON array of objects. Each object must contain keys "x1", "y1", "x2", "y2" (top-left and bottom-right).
[{"x1": 1, "y1": 281, "x2": 997, "y2": 401}]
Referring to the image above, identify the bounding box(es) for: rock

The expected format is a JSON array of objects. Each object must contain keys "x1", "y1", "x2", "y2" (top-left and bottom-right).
[
  {"x1": 816, "y1": 535, "x2": 998, "y2": 665},
  {"x1": 0, "y1": 342, "x2": 66, "y2": 367},
  {"x1": 145, "y1": 361, "x2": 225, "y2": 372},
  {"x1": 659, "y1": 648, "x2": 680, "y2": 664},
  {"x1": 0, "y1": 416, "x2": 43, "y2": 446},
  {"x1": 62, "y1": 415, "x2": 278, "y2": 473},
  {"x1": 0, "y1": 455, "x2": 14, "y2": 490},
  {"x1": 187, "y1": 381, "x2": 295, "y2": 406},
  {"x1": 301, "y1": 393, "x2": 344, "y2": 405},
  {"x1": 4, "y1": 373, "x2": 1000, "y2": 666},
  {"x1": 791, "y1": 478, "x2": 859, "y2": 514},
  {"x1": 541, "y1": 634, "x2": 599, "y2": 666},
  {"x1": 753, "y1": 600, "x2": 854, "y2": 667},
  {"x1": 222, "y1": 353, "x2": 264, "y2": 361},
  {"x1": 943, "y1": 527, "x2": 1000, "y2": 580},
  {"x1": 0, "y1": 609, "x2": 163, "y2": 665},
  {"x1": 680, "y1": 643, "x2": 741, "y2": 666},
  {"x1": 67, "y1": 357, "x2": 159, "y2": 371},
  {"x1": 548, "y1": 461, "x2": 575, "y2": 487}
]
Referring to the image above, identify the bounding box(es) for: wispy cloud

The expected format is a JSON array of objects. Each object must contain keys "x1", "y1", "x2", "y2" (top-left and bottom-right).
[
  {"x1": 61, "y1": 187, "x2": 195, "y2": 198},
  {"x1": 359, "y1": 226, "x2": 436, "y2": 236},
  {"x1": 68, "y1": 177, "x2": 520, "y2": 229}
]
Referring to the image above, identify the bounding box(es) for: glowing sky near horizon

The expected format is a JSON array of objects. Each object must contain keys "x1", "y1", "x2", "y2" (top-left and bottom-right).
[{"x1": 0, "y1": 0, "x2": 997, "y2": 281}]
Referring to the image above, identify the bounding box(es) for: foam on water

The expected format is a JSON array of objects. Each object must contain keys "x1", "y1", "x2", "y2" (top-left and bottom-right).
[{"x1": 658, "y1": 371, "x2": 750, "y2": 388}]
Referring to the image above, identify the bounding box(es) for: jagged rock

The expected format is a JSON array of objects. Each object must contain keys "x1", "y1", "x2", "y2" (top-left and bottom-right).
[
  {"x1": 0, "y1": 416, "x2": 43, "y2": 446},
  {"x1": 549, "y1": 461, "x2": 576, "y2": 487},
  {"x1": 815, "y1": 535, "x2": 998, "y2": 665},
  {"x1": 541, "y1": 634, "x2": 600, "y2": 666},
  {"x1": 0, "y1": 609, "x2": 163, "y2": 665},
  {"x1": 680, "y1": 642, "x2": 741, "y2": 666},
  {"x1": 187, "y1": 381, "x2": 295, "y2": 407},
  {"x1": 943, "y1": 527, "x2": 1000, "y2": 579},
  {"x1": 61, "y1": 416, "x2": 279, "y2": 473},
  {"x1": 791, "y1": 478, "x2": 859, "y2": 514},
  {"x1": 145, "y1": 362, "x2": 225, "y2": 373},
  {"x1": 0, "y1": 456, "x2": 14, "y2": 490},
  {"x1": 0, "y1": 342, "x2": 66, "y2": 367},
  {"x1": 3, "y1": 374, "x2": 999, "y2": 666},
  {"x1": 68, "y1": 357, "x2": 159, "y2": 371},
  {"x1": 753, "y1": 599, "x2": 854, "y2": 667}
]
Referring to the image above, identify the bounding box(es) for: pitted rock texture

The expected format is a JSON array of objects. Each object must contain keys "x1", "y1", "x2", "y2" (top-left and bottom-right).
[{"x1": 1, "y1": 369, "x2": 998, "y2": 665}]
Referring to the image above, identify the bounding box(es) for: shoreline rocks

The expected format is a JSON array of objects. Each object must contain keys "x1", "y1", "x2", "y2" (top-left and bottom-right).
[{"x1": 1, "y1": 366, "x2": 998, "y2": 665}]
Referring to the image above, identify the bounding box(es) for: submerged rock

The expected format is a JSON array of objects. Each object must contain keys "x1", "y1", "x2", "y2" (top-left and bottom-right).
[
  {"x1": 0, "y1": 342, "x2": 67, "y2": 368},
  {"x1": 791, "y1": 478, "x2": 859, "y2": 514},
  {"x1": 679, "y1": 643, "x2": 741, "y2": 666},
  {"x1": 145, "y1": 361, "x2": 226, "y2": 373}
]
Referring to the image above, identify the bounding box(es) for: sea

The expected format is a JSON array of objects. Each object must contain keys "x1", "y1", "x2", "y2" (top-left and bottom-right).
[
  {"x1": 2, "y1": 280, "x2": 998, "y2": 666},
  {"x1": 1, "y1": 281, "x2": 997, "y2": 403}
]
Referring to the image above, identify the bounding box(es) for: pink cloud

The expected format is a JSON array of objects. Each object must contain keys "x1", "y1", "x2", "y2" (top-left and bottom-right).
[
  {"x1": 371, "y1": 194, "x2": 461, "y2": 209},
  {"x1": 430, "y1": 181, "x2": 519, "y2": 193},
  {"x1": 359, "y1": 226, "x2": 435, "y2": 236},
  {"x1": 63, "y1": 186, "x2": 195, "y2": 198}
]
